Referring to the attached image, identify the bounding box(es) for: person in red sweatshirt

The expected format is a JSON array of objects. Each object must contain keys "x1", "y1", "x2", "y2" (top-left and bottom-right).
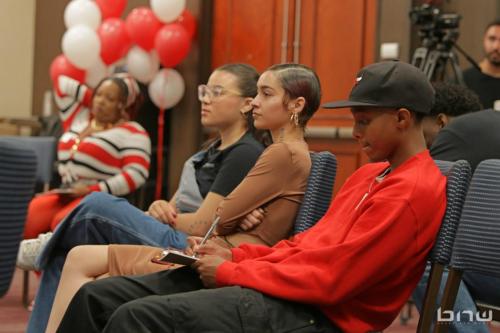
[{"x1": 56, "y1": 61, "x2": 447, "y2": 333}]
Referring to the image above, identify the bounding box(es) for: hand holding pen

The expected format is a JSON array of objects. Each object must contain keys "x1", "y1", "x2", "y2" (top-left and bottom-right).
[
  {"x1": 190, "y1": 216, "x2": 220, "y2": 258},
  {"x1": 192, "y1": 217, "x2": 233, "y2": 288}
]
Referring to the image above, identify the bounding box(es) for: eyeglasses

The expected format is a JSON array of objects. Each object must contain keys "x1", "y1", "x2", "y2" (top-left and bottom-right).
[{"x1": 198, "y1": 84, "x2": 241, "y2": 101}]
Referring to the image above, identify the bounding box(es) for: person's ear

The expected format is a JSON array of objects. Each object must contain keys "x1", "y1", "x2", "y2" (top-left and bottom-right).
[
  {"x1": 121, "y1": 110, "x2": 130, "y2": 121},
  {"x1": 239, "y1": 97, "x2": 253, "y2": 114},
  {"x1": 436, "y1": 113, "x2": 450, "y2": 129},
  {"x1": 287, "y1": 97, "x2": 306, "y2": 114},
  {"x1": 395, "y1": 108, "x2": 412, "y2": 129}
]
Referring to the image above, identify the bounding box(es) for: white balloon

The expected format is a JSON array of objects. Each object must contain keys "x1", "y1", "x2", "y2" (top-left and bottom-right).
[
  {"x1": 64, "y1": 0, "x2": 101, "y2": 30},
  {"x1": 150, "y1": 0, "x2": 186, "y2": 23},
  {"x1": 62, "y1": 25, "x2": 101, "y2": 70},
  {"x1": 148, "y1": 68, "x2": 185, "y2": 109},
  {"x1": 126, "y1": 47, "x2": 159, "y2": 84},
  {"x1": 86, "y1": 59, "x2": 108, "y2": 87}
]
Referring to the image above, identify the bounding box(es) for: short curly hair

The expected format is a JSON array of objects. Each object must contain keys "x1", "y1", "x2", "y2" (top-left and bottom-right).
[{"x1": 430, "y1": 82, "x2": 483, "y2": 117}]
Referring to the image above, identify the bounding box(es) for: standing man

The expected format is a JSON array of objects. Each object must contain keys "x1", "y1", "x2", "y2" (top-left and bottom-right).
[{"x1": 463, "y1": 19, "x2": 500, "y2": 109}]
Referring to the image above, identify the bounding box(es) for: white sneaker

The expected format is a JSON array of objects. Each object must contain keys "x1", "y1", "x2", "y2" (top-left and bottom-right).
[{"x1": 16, "y1": 232, "x2": 53, "y2": 270}]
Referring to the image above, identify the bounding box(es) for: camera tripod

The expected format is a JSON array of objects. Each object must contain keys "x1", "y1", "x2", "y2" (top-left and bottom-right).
[{"x1": 411, "y1": 43, "x2": 465, "y2": 85}]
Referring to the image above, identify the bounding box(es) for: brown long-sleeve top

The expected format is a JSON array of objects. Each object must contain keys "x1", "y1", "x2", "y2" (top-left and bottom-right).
[{"x1": 216, "y1": 141, "x2": 311, "y2": 246}]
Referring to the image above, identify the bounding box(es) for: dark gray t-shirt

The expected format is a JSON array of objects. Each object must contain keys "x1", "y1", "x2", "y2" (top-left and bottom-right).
[
  {"x1": 430, "y1": 109, "x2": 500, "y2": 171},
  {"x1": 194, "y1": 132, "x2": 264, "y2": 198},
  {"x1": 463, "y1": 67, "x2": 500, "y2": 109}
]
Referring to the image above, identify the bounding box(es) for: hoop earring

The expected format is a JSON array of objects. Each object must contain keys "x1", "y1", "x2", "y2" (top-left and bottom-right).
[{"x1": 290, "y1": 113, "x2": 299, "y2": 127}]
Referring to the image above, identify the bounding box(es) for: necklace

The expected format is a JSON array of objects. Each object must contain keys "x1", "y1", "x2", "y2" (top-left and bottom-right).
[
  {"x1": 355, "y1": 167, "x2": 392, "y2": 211},
  {"x1": 90, "y1": 119, "x2": 112, "y2": 131},
  {"x1": 70, "y1": 120, "x2": 112, "y2": 157}
]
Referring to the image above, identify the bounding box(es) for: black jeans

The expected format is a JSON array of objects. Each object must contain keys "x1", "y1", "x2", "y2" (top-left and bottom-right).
[{"x1": 57, "y1": 266, "x2": 340, "y2": 333}]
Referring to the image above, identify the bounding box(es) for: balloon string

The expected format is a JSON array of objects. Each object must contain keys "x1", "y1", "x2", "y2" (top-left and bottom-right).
[{"x1": 155, "y1": 108, "x2": 165, "y2": 200}]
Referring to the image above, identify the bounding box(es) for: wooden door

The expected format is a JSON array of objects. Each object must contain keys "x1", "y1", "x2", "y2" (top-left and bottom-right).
[
  {"x1": 299, "y1": 0, "x2": 377, "y2": 127},
  {"x1": 212, "y1": 0, "x2": 287, "y2": 71},
  {"x1": 212, "y1": 0, "x2": 376, "y2": 104},
  {"x1": 211, "y1": 0, "x2": 378, "y2": 194}
]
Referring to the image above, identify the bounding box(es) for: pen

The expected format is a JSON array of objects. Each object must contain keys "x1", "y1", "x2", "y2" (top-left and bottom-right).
[{"x1": 195, "y1": 216, "x2": 220, "y2": 257}]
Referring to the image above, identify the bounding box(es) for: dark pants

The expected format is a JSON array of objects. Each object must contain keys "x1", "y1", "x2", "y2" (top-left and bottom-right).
[{"x1": 57, "y1": 266, "x2": 339, "y2": 333}]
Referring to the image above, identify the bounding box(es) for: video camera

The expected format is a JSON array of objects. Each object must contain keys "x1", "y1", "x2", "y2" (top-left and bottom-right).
[
  {"x1": 409, "y1": 4, "x2": 461, "y2": 49},
  {"x1": 408, "y1": 3, "x2": 479, "y2": 85}
]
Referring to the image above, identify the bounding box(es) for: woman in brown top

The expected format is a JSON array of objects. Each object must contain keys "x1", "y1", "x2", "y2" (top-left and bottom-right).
[{"x1": 46, "y1": 63, "x2": 322, "y2": 333}]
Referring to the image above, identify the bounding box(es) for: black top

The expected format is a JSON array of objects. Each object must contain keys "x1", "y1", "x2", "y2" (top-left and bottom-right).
[
  {"x1": 194, "y1": 132, "x2": 264, "y2": 198},
  {"x1": 463, "y1": 67, "x2": 500, "y2": 109},
  {"x1": 430, "y1": 109, "x2": 500, "y2": 171}
]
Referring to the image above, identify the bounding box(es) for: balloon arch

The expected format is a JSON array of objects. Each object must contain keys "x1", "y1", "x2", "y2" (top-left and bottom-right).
[{"x1": 50, "y1": 0, "x2": 196, "y2": 200}]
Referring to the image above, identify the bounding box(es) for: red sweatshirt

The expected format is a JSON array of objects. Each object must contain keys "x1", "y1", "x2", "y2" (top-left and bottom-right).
[{"x1": 216, "y1": 151, "x2": 446, "y2": 332}]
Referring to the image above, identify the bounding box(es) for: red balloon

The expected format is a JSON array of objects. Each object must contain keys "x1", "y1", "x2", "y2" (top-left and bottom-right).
[
  {"x1": 50, "y1": 54, "x2": 86, "y2": 84},
  {"x1": 155, "y1": 24, "x2": 191, "y2": 68},
  {"x1": 95, "y1": 0, "x2": 127, "y2": 19},
  {"x1": 98, "y1": 18, "x2": 131, "y2": 65},
  {"x1": 175, "y1": 10, "x2": 197, "y2": 39},
  {"x1": 125, "y1": 7, "x2": 163, "y2": 51}
]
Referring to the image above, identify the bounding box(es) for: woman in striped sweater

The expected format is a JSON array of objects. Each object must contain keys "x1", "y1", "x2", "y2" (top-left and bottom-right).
[{"x1": 22, "y1": 75, "x2": 151, "y2": 240}]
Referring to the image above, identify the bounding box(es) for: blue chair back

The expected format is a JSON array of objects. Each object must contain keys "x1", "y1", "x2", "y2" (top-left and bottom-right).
[
  {"x1": 450, "y1": 159, "x2": 500, "y2": 276},
  {"x1": 432, "y1": 159, "x2": 500, "y2": 332},
  {"x1": 0, "y1": 136, "x2": 56, "y2": 188},
  {"x1": 416, "y1": 159, "x2": 471, "y2": 333},
  {"x1": 431, "y1": 160, "x2": 472, "y2": 264},
  {"x1": 293, "y1": 151, "x2": 337, "y2": 235},
  {"x1": 0, "y1": 139, "x2": 37, "y2": 297}
]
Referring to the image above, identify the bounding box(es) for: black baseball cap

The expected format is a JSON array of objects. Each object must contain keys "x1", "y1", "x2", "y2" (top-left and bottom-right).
[{"x1": 323, "y1": 61, "x2": 434, "y2": 114}]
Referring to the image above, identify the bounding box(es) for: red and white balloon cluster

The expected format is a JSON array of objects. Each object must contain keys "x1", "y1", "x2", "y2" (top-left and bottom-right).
[
  {"x1": 50, "y1": 0, "x2": 196, "y2": 110},
  {"x1": 50, "y1": 0, "x2": 196, "y2": 199}
]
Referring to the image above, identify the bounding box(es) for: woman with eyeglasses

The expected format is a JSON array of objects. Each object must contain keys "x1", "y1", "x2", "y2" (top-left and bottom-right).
[{"x1": 35, "y1": 63, "x2": 322, "y2": 333}]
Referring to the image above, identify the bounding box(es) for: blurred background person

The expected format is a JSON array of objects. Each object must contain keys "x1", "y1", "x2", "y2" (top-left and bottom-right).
[
  {"x1": 17, "y1": 75, "x2": 151, "y2": 269},
  {"x1": 463, "y1": 19, "x2": 500, "y2": 109}
]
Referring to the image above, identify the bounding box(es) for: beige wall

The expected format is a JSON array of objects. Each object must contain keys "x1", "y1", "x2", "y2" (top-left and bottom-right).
[
  {"x1": 32, "y1": 0, "x2": 66, "y2": 119},
  {"x1": 0, "y1": 0, "x2": 36, "y2": 118},
  {"x1": 377, "y1": 0, "x2": 413, "y2": 61}
]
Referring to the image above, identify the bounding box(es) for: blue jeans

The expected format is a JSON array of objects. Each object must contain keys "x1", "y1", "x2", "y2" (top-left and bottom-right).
[
  {"x1": 26, "y1": 192, "x2": 187, "y2": 333},
  {"x1": 413, "y1": 262, "x2": 500, "y2": 333}
]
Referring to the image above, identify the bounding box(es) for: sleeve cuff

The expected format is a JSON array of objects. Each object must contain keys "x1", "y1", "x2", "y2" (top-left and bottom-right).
[
  {"x1": 215, "y1": 260, "x2": 238, "y2": 287},
  {"x1": 230, "y1": 247, "x2": 247, "y2": 263}
]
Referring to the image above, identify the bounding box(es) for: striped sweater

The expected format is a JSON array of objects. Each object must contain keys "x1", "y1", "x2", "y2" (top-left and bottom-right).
[
  {"x1": 58, "y1": 122, "x2": 151, "y2": 196},
  {"x1": 54, "y1": 78, "x2": 93, "y2": 133},
  {"x1": 54, "y1": 76, "x2": 151, "y2": 196}
]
